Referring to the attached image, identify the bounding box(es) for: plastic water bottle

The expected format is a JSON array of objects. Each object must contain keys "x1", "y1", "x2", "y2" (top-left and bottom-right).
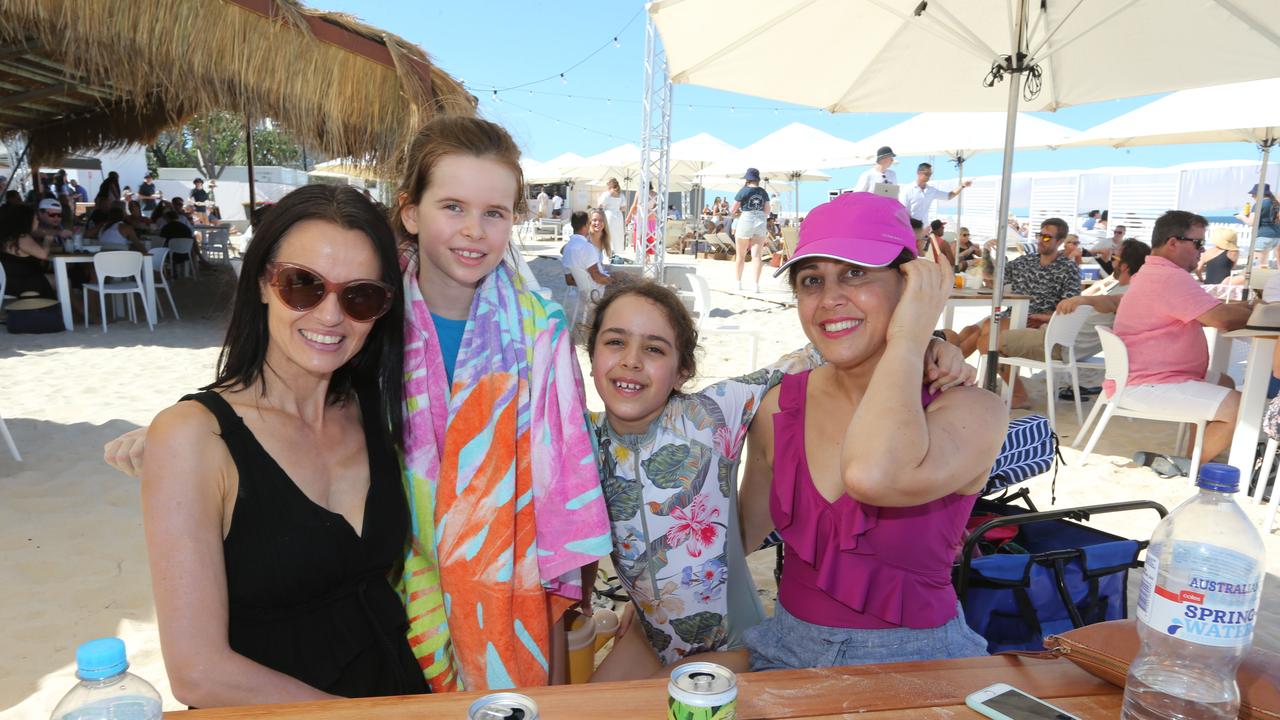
[
  {"x1": 1122, "y1": 464, "x2": 1266, "y2": 720},
  {"x1": 50, "y1": 638, "x2": 162, "y2": 720}
]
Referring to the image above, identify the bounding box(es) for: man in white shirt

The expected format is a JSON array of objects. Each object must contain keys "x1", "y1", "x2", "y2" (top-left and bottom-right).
[
  {"x1": 535, "y1": 187, "x2": 550, "y2": 219},
  {"x1": 852, "y1": 146, "x2": 897, "y2": 193},
  {"x1": 561, "y1": 211, "x2": 611, "y2": 308},
  {"x1": 899, "y1": 162, "x2": 971, "y2": 222},
  {"x1": 551, "y1": 191, "x2": 564, "y2": 218}
]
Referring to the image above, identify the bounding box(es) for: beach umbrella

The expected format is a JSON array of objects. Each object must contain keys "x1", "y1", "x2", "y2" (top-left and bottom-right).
[
  {"x1": 702, "y1": 122, "x2": 867, "y2": 219},
  {"x1": 563, "y1": 144, "x2": 644, "y2": 186},
  {"x1": 1060, "y1": 79, "x2": 1280, "y2": 288},
  {"x1": 524, "y1": 152, "x2": 586, "y2": 184},
  {"x1": 854, "y1": 112, "x2": 1076, "y2": 248},
  {"x1": 649, "y1": 0, "x2": 1280, "y2": 390}
]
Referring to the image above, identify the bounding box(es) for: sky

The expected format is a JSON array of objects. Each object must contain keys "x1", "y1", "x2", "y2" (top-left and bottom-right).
[{"x1": 310, "y1": 1, "x2": 1263, "y2": 212}]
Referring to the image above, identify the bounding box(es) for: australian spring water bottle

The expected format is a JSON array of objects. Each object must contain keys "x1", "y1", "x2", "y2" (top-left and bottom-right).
[
  {"x1": 50, "y1": 638, "x2": 162, "y2": 720},
  {"x1": 1122, "y1": 464, "x2": 1265, "y2": 720}
]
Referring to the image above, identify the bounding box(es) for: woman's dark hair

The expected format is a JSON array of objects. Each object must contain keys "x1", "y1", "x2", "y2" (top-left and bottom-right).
[
  {"x1": 0, "y1": 202, "x2": 36, "y2": 252},
  {"x1": 204, "y1": 185, "x2": 405, "y2": 449},
  {"x1": 786, "y1": 248, "x2": 917, "y2": 290},
  {"x1": 107, "y1": 205, "x2": 126, "y2": 224},
  {"x1": 150, "y1": 201, "x2": 169, "y2": 222},
  {"x1": 586, "y1": 277, "x2": 698, "y2": 387}
]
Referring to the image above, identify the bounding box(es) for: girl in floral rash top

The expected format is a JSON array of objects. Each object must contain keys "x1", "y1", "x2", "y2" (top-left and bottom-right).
[{"x1": 582, "y1": 279, "x2": 972, "y2": 680}]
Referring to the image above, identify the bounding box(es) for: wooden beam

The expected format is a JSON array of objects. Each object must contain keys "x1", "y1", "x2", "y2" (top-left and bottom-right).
[
  {"x1": 0, "y1": 42, "x2": 41, "y2": 63},
  {"x1": 0, "y1": 82, "x2": 75, "y2": 109}
]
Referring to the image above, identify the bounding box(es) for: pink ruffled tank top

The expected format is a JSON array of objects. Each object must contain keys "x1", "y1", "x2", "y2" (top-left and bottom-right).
[{"x1": 770, "y1": 370, "x2": 978, "y2": 629}]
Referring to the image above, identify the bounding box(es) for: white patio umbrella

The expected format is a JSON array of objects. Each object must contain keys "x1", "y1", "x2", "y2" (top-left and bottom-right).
[
  {"x1": 702, "y1": 122, "x2": 866, "y2": 219},
  {"x1": 649, "y1": 0, "x2": 1280, "y2": 390},
  {"x1": 524, "y1": 152, "x2": 586, "y2": 184},
  {"x1": 1060, "y1": 78, "x2": 1280, "y2": 288},
  {"x1": 563, "y1": 143, "x2": 643, "y2": 187},
  {"x1": 854, "y1": 112, "x2": 1076, "y2": 244}
]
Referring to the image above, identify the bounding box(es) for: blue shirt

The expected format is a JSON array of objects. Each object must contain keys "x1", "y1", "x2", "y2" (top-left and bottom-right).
[{"x1": 430, "y1": 312, "x2": 467, "y2": 387}]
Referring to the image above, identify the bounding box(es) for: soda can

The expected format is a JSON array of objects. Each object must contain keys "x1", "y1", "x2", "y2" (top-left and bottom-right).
[
  {"x1": 468, "y1": 692, "x2": 539, "y2": 720},
  {"x1": 667, "y1": 662, "x2": 737, "y2": 720}
]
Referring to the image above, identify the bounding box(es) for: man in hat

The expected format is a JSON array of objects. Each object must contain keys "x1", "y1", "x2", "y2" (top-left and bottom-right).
[
  {"x1": 32, "y1": 198, "x2": 71, "y2": 244},
  {"x1": 852, "y1": 146, "x2": 898, "y2": 193},
  {"x1": 138, "y1": 173, "x2": 159, "y2": 212},
  {"x1": 900, "y1": 162, "x2": 971, "y2": 223},
  {"x1": 1095, "y1": 210, "x2": 1253, "y2": 476}
]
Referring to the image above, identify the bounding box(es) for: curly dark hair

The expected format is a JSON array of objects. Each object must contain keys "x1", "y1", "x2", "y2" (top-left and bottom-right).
[{"x1": 585, "y1": 277, "x2": 699, "y2": 387}]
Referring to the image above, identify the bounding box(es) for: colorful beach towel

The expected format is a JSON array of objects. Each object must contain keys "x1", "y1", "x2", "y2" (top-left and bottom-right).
[{"x1": 398, "y1": 246, "x2": 611, "y2": 692}]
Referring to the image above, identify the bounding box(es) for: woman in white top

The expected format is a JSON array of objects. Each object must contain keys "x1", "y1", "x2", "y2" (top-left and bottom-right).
[
  {"x1": 597, "y1": 178, "x2": 625, "y2": 252},
  {"x1": 100, "y1": 206, "x2": 141, "y2": 250}
]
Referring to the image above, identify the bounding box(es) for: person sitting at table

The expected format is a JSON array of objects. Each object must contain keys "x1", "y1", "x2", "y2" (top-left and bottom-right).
[
  {"x1": 1062, "y1": 234, "x2": 1084, "y2": 266},
  {"x1": 149, "y1": 200, "x2": 171, "y2": 226},
  {"x1": 1197, "y1": 227, "x2": 1241, "y2": 286},
  {"x1": 955, "y1": 227, "x2": 978, "y2": 268},
  {"x1": 99, "y1": 205, "x2": 144, "y2": 251},
  {"x1": 0, "y1": 202, "x2": 56, "y2": 299},
  {"x1": 945, "y1": 218, "x2": 1081, "y2": 404},
  {"x1": 31, "y1": 198, "x2": 71, "y2": 246},
  {"x1": 139, "y1": 185, "x2": 427, "y2": 706},
  {"x1": 126, "y1": 200, "x2": 152, "y2": 233},
  {"x1": 923, "y1": 219, "x2": 956, "y2": 268},
  {"x1": 1091, "y1": 210, "x2": 1253, "y2": 477},
  {"x1": 740, "y1": 192, "x2": 1005, "y2": 670}
]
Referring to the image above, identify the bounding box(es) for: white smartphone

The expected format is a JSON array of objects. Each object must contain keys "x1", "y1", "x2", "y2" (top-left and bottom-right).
[{"x1": 965, "y1": 683, "x2": 1081, "y2": 720}]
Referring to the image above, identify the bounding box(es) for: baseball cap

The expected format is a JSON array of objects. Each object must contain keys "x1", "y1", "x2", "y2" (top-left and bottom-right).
[
  {"x1": 876, "y1": 146, "x2": 896, "y2": 161},
  {"x1": 38, "y1": 198, "x2": 61, "y2": 211},
  {"x1": 774, "y1": 192, "x2": 916, "y2": 277},
  {"x1": 743, "y1": 167, "x2": 761, "y2": 182}
]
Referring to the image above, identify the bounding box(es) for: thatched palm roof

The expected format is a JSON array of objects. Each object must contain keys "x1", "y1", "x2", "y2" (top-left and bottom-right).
[{"x1": 0, "y1": 0, "x2": 475, "y2": 169}]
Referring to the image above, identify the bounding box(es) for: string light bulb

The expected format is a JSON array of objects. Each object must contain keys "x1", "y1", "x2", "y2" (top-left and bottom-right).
[
  {"x1": 613, "y1": 36, "x2": 620, "y2": 47},
  {"x1": 560, "y1": 73, "x2": 567, "y2": 85}
]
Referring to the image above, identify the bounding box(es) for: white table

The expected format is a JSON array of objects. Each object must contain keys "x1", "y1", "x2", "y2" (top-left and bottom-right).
[
  {"x1": 52, "y1": 253, "x2": 157, "y2": 331},
  {"x1": 1224, "y1": 329, "x2": 1279, "y2": 487},
  {"x1": 943, "y1": 290, "x2": 1031, "y2": 332}
]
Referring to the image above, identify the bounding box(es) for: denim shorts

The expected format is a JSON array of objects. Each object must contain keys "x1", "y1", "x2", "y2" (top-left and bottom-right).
[
  {"x1": 1255, "y1": 227, "x2": 1280, "y2": 252},
  {"x1": 744, "y1": 602, "x2": 988, "y2": 671}
]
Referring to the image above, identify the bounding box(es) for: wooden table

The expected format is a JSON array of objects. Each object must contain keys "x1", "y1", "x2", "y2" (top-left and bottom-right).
[
  {"x1": 52, "y1": 252, "x2": 157, "y2": 331},
  {"x1": 168, "y1": 655, "x2": 1122, "y2": 718},
  {"x1": 943, "y1": 290, "x2": 1032, "y2": 333}
]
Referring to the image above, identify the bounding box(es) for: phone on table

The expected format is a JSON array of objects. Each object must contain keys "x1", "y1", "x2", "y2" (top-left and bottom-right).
[{"x1": 965, "y1": 683, "x2": 1080, "y2": 720}]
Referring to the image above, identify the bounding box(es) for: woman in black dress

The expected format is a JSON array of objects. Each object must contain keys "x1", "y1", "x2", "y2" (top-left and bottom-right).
[
  {"x1": 140, "y1": 185, "x2": 427, "y2": 706},
  {"x1": 0, "y1": 203, "x2": 56, "y2": 299}
]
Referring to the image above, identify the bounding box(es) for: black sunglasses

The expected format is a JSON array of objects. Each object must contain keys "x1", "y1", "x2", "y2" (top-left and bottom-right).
[{"x1": 1174, "y1": 235, "x2": 1206, "y2": 250}]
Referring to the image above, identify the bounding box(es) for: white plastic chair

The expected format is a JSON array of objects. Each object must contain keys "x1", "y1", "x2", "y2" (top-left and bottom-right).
[
  {"x1": 567, "y1": 266, "x2": 598, "y2": 331},
  {"x1": 0, "y1": 261, "x2": 11, "y2": 306},
  {"x1": 149, "y1": 248, "x2": 179, "y2": 320},
  {"x1": 0, "y1": 411, "x2": 19, "y2": 462},
  {"x1": 686, "y1": 273, "x2": 758, "y2": 370},
  {"x1": 1075, "y1": 327, "x2": 1213, "y2": 481},
  {"x1": 167, "y1": 236, "x2": 197, "y2": 279},
  {"x1": 83, "y1": 251, "x2": 153, "y2": 332},
  {"x1": 997, "y1": 306, "x2": 1096, "y2": 433}
]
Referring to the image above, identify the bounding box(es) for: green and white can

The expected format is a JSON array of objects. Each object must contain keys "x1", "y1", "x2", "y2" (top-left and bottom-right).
[
  {"x1": 468, "y1": 692, "x2": 539, "y2": 720},
  {"x1": 667, "y1": 662, "x2": 737, "y2": 720}
]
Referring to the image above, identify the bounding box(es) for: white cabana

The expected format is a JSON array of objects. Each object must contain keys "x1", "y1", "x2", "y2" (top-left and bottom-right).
[
  {"x1": 563, "y1": 144, "x2": 643, "y2": 186},
  {"x1": 1062, "y1": 78, "x2": 1280, "y2": 285},
  {"x1": 524, "y1": 152, "x2": 586, "y2": 185},
  {"x1": 650, "y1": 0, "x2": 1280, "y2": 391}
]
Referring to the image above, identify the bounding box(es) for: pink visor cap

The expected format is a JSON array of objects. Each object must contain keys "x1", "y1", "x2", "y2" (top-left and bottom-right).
[{"x1": 774, "y1": 192, "x2": 916, "y2": 277}]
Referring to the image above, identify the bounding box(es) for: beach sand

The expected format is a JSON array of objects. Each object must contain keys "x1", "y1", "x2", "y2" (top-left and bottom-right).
[{"x1": 2, "y1": 251, "x2": 1277, "y2": 718}]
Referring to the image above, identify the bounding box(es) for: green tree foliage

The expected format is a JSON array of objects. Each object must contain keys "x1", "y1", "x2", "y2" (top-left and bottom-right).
[{"x1": 146, "y1": 112, "x2": 305, "y2": 178}]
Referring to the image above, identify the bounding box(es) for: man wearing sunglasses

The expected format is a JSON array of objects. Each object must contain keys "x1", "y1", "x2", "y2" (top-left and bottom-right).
[
  {"x1": 1094, "y1": 210, "x2": 1253, "y2": 476},
  {"x1": 32, "y1": 198, "x2": 72, "y2": 244}
]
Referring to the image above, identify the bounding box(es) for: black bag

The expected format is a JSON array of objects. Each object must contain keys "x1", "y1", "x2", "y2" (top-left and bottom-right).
[{"x1": 5, "y1": 295, "x2": 63, "y2": 333}]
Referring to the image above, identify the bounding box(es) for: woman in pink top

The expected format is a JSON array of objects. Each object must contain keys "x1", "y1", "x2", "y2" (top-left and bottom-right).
[{"x1": 739, "y1": 192, "x2": 1008, "y2": 670}]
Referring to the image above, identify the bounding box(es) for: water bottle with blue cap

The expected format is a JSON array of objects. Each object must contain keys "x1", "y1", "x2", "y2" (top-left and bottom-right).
[
  {"x1": 50, "y1": 638, "x2": 162, "y2": 719},
  {"x1": 1121, "y1": 463, "x2": 1266, "y2": 720}
]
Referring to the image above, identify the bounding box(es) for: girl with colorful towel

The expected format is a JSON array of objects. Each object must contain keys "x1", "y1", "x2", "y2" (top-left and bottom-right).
[
  {"x1": 582, "y1": 278, "x2": 974, "y2": 681},
  {"x1": 391, "y1": 116, "x2": 611, "y2": 692}
]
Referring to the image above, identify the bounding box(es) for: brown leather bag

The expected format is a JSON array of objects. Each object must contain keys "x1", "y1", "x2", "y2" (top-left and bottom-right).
[{"x1": 1045, "y1": 619, "x2": 1280, "y2": 720}]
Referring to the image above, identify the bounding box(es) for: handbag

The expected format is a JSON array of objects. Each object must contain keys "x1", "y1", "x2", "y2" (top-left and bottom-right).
[
  {"x1": 1045, "y1": 619, "x2": 1280, "y2": 720},
  {"x1": 5, "y1": 295, "x2": 63, "y2": 334}
]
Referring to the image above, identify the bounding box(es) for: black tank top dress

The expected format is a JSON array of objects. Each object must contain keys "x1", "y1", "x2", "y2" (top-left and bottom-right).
[{"x1": 183, "y1": 389, "x2": 428, "y2": 698}]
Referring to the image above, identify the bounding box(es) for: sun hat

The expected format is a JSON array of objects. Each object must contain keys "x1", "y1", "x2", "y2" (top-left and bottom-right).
[
  {"x1": 875, "y1": 146, "x2": 896, "y2": 162},
  {"x1": 1211, "y1": 226, "x2": 1239, "y2": 251},
  {"x1": 1248, "y1": 183, "x2": 1272, "y2": 196},
  {"x1": 773, "y1": 192, "x2": 916, "y2": 277},
  {"x1": 743, "y1": 167, "x2": 761, "y2": 182},
  {"x1": 38, "y1": 198, "x2": 61, "y2": 211}
]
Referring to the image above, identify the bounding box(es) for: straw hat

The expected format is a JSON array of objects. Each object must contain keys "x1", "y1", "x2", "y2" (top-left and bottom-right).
[{"x1": 1211, "y1": 227, "x2": 1238, "y2": 252}]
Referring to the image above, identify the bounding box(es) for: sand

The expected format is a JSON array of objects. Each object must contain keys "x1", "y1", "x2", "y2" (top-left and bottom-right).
[{"x1": 2, "y1": 248, "x2": 1277, "y2": 718}]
